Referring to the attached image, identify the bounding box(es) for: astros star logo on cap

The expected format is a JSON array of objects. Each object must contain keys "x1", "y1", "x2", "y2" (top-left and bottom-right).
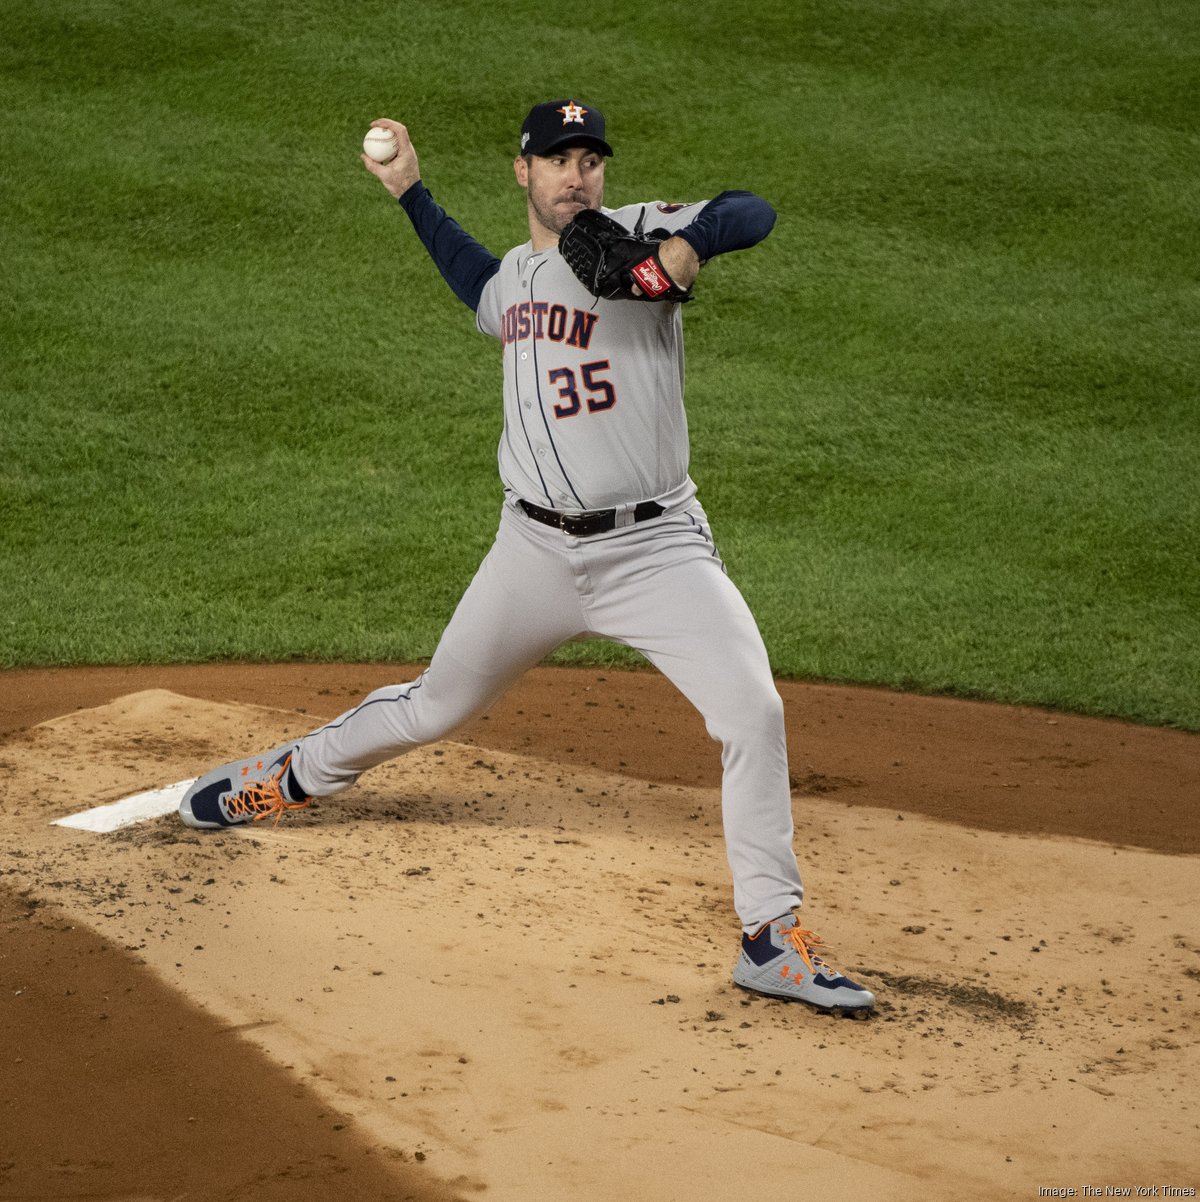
[{"x1": 557, "y1": 101, "x2": 587, "y2": 125}]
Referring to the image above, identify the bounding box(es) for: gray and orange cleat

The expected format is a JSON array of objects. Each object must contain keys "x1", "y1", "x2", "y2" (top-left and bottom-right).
[
  {"x1": 733, "y1": 912, "x2": 875, "y2": 1014},
  {"x1": 179, "y1": 744, "x2": 311, "y2": 830}
]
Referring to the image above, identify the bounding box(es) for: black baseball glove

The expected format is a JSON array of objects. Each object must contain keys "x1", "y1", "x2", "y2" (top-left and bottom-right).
[{"x1": 559, "y1": 207, "x2": 693, "y2": 303}]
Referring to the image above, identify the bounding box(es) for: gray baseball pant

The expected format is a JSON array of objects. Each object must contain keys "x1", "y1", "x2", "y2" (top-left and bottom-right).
[{"x1": 291, "y1": 500, "x2": 804, "y2": 929}]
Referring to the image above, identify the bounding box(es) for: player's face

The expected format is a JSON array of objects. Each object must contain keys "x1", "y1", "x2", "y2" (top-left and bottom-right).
[{"x1": 516, "y1": 146, "x2": 606, "y2": 246}]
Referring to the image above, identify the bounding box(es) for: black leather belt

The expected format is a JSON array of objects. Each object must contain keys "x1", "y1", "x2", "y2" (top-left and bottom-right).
[{"x1": 518, "y1": 498, "x2": 666, "y2": 537}]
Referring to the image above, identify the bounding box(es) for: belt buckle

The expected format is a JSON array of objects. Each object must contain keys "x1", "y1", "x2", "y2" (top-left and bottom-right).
[{"x1": 561, "y1": 508, "x2": 605, "y2": 536}]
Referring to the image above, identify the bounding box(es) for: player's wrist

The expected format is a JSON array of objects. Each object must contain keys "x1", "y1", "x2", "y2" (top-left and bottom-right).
[
  {"x1": 395, "y1": 177, "x2": 426, "y2": 206},
  {"x1": 657, "y1": 235, "x2": 701, "y2": 290}
]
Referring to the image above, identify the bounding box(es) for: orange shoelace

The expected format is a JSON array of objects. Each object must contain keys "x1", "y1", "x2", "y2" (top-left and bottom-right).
[
  {"x1": 225, "y1": 770, "x2": 311, "y2": 827},
  {"x1": 780, "y1": 924, "x2": 829, "y2": 976}
]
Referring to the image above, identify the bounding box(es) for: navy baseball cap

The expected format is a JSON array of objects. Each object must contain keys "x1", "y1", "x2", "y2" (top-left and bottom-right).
[{"x1": 520, "y1": 99, "x2": 613, "y2": 157}]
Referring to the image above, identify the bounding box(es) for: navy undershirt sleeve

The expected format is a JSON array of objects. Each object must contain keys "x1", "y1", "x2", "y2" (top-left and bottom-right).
[
  {"x1": 675, "y1": 190, "x2": 776, "y2": 261},
  {"x1": 397, "y1": 181, "x2": 501, "y2": 312}
]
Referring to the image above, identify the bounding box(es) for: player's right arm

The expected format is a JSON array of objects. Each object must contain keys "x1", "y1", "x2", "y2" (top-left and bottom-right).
[
  {"x1": 674, "y1": 191, "x2": 777, "y2": 260},
  {"x1": 361, "y1": 118, "x2": 501, "y2": 313},
  {"x1": 605, "y1": 192, "x2": 777, "y2": 298}
]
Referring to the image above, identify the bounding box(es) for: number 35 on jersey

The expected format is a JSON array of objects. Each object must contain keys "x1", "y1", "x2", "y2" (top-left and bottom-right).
[{"x1": 548, "y1": 361, "x2": 616, "y2": 418}]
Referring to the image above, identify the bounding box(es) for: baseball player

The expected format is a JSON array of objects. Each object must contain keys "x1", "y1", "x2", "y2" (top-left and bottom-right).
[{"x1": 179, "y1": 99, "x2": 875, "y2": 1014}]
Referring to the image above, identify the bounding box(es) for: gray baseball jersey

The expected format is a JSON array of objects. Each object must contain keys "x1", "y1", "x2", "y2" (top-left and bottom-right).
[{"x1": 475, "y1": 201, "x2": 706, "y2": 512}]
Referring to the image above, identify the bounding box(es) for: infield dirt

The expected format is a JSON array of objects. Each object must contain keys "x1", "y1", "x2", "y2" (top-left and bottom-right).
[{"x1": 1, "y1": 664, "x2": 1197, "y2": 1200}]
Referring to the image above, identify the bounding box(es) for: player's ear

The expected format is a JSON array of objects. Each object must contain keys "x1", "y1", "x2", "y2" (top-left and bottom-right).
[{"x1": 514, "y1": 154, "x2": 530, "y2": 189}]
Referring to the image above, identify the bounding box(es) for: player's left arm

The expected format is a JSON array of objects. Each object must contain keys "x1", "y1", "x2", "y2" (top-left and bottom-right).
[{"x1": 657, "y1": 191, "x2": 777, "y2": 291}]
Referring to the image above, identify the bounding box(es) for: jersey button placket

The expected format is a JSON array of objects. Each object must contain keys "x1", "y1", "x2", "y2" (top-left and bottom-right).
[
  {"x1": 516, "y1": 262, "x2": 539, "y2": 440},
  {"x1": 522, "y1": 263, "x2": 549, "y2": 477}
]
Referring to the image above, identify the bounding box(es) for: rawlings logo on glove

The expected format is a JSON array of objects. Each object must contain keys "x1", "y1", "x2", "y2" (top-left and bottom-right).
[
  {"x1": 630, "y1": 255, "x2": 674, "y2": 298},
  {"x1": 559, "y1": 207, "x2": 693, "y2": 303}
]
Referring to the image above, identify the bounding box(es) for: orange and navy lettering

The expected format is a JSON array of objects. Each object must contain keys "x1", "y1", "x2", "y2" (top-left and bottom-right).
[{"x1": 501, "y1": 302, "x2": 599, "y2": 350}]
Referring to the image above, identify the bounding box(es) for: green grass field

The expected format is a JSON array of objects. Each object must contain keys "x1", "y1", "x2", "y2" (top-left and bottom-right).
[{"x1": 3, "y1": 0, "x2": 1198, "y2": 729}]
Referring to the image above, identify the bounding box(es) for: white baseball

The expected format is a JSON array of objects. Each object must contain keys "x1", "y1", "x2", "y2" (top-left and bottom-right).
[{"x1": 363, "y1": 127, "x2": 398, "y2": 163}]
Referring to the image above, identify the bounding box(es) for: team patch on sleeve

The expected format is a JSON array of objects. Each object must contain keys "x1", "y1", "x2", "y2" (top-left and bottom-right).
[{"x1": 656, "y1": 203, "x2": 693, "y2": 214}]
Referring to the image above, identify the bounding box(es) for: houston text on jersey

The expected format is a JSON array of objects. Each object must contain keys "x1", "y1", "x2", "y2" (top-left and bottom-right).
[{"x1": 500, "y1": 302, "x2": 599, "y2": 349}]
